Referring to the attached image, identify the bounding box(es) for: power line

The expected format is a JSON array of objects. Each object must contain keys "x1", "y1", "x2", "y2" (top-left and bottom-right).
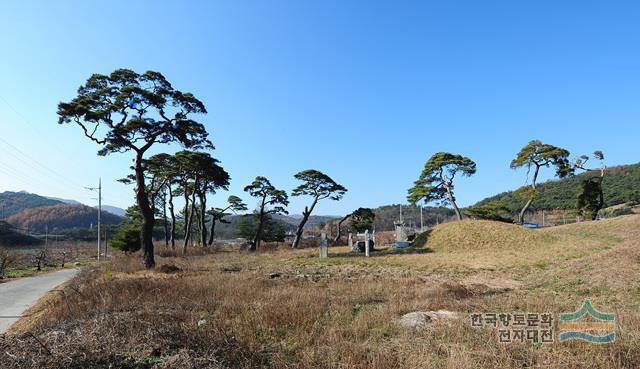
[
  {"x1": 0, "y1": 136, "x2": 86, "y2": 191},
  {"x1": 0, "y1": 93, "x2": 89, "y2": 191},
  {"x1": 0, "y1": 94, "x2": 72, "y2": 157},
  {"x1": 0, "y1": 94, "x2": 130, "y2": 209},
  {"x1": 0, "y1": 147, "x2": 85, "y2": 200}
]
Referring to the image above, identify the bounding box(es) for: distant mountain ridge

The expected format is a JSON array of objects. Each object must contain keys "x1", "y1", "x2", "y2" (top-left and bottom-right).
[
  {"x1": 44, "y1": 196, "x2": 81, "y2": 205},
  {"x1": 44, "y1": 196, "x2": 126, "y2": 216},
  {"x1": 0, "y1": 191, "x2": 62, "y2": 218},
  {"x1": 0, "y1": 191, "x2": 126, "y2": 218},
  {"x1": 7, "y1": 203, "x2": 124, "y2": 233},
  {"x1": 98, "y1": 205, "x2": 127, "y2": 217}
]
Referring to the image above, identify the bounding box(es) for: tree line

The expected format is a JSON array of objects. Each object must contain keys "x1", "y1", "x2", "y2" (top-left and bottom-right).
[
  {"x1": 57, "y1": 69, "x2": 348, "y2": 268},
  {"x1": 57, "y1": 69, "x2": 623, "y2": 268},
  {"x1": 407, "y1": 140, "x2": 609, "y2": 224}
]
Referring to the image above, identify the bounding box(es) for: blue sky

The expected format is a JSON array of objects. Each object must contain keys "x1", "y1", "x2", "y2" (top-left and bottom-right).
[{"x1": 0, "y1": 0, "x2": 638, "y2": 216}]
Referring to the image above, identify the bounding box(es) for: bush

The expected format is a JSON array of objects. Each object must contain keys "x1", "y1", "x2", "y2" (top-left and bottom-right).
[
  {"x1": 236, "y1": 215, "x2": 286, "y2": 243},
  {"x1": 110, "y1": 223, "x2": 141, "y2": 253},
  {"x1": 0, "y1": 247, "x2": 17, "y2": 279},
  {"x1": 627, "y1": 190, "x2": 640, "y2": 206},
  {"x1": 465, "y1": 202, "x2": 513, "y2": 223},
  {"x1": 611, "y1": 207, "x2": 634, "y2": 217}
]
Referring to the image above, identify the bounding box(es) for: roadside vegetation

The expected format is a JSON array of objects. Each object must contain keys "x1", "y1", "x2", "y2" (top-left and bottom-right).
[
  {"x1": 0, "y1": 242, "x2": 98, "y2": 281},
  {"x1": 2, "y1": 215, "x2": 639, "y2": 368}
]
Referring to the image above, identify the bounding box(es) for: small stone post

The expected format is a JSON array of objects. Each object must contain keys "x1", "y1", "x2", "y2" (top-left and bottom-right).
[
  {"x1": 364, "y1": 229, "x2": 370, "y2": 257},
  {"x1": 348, "y1": 232, "x2": 353, "y2": 251},
  {"x1": 320, "y1": 233, "x2": 328, "y2": 258}
]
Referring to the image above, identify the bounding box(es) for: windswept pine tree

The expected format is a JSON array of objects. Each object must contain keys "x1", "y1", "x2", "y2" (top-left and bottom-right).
[
  {"x1": 58, "y1": 69, "x2": 212, "y2": 268},
  {"x1": 244, "y1": 176, "x2": 289, "y2": 251},
  {"x1": 510, "y1": 140, "x2": 572, "y2": 224},
  {"x1": 290, "y1": 170, "x2": 347, "y2": 249},
  {"x1": 408, "y1": 152, "x2": 476, "y2": 220},
  {"x1": 207, "y1": 196, "x2": 247, "y2": 245},
  {"x1": 574, "y1": 151, "x2": 606, "y2": 220}
]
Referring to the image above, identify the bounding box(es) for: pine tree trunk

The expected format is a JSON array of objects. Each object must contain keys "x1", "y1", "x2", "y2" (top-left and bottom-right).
[
  {"x1": 518, "y1": 164, "x2": 540, "y2": 224},
  {"x1": 518, "y1": 198, "x2": 534, "y2": 224},
  {"x1": 163, "y1": 191, "x2": 169, "y2": 247},
  {"x1": 134, "y1": 152, "x2": 155, "y2": 268},
  {"x1": 252, "y1": 214, "x2": 264, "y2": 252},
  {"x1": 207, "y1": 219, "x2": 216, "y2": 246},
  {"x1": 292, "y1": 198, "x2": 318, "y2": 249},
  {"x1": 333, "y1": 214, "x2": 351, "y2": 243},
  {"x1": 445, "y1": 185, "x2": 462, "y2": 221},
  {"x1": 200, "y1": 195, "x2": 208, "y2": 247},
  {"x1": 183, "y1": 187, "x2": 198, "y2": 255},
  {"x1": 168, "y1": 186, "x2": 176, "y2": 251},
  {"x1": 182, "y1": 191, "x2": 190, "y2": 254},
  {"x1": 250, "y1": 196, "x2": 266, "y2": 251}
]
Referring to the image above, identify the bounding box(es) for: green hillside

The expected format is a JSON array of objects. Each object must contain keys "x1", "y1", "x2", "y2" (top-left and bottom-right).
[
  {"x1": 0, "y1": 191, "x2": 62, "y2": 218},
  {"x1": 473, "y1": 162, "x2": 640, "y2": 213}
]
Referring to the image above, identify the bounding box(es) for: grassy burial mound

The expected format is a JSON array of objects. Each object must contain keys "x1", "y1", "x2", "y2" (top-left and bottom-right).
[
  {"x1": 414, "y1": 220, "x2": 554, "y2": 251},
  {"x1": 404, "y1": 219, "x2": 620, "y2": 272}
]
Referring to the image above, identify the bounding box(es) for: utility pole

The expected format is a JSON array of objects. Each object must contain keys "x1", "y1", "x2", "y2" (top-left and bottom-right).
[
  {"x1": 104, "y1": 228, "x2": 108, "y2": 258},
  {"x1": 98, "y1": 178, "x2": 102, "y2": 260},
  {"x1": 86, "y1": 178, "x2": 102, "y2": 262}
]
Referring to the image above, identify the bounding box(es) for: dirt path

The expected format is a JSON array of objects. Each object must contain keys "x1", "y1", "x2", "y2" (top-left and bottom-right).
[{"x1": 0, "y1": 268, "x2": 79, "y2": 334}]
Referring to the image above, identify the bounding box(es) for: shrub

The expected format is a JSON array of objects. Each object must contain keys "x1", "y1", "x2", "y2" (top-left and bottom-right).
[
  {"x1": 110, "y1": 223, "x2": 142, "y2": 253},
  {"x1": 611, "y1": 207, "x2": 634, "y2": 217},
  {"x1": 0, "y1": 247, "x2": 17, "y2": 279},
  {"x1": 465, "y1": 202, "x2": 513, "y2": 223}
]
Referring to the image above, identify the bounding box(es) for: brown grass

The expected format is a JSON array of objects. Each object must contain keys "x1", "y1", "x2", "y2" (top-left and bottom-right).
[{"x1": 1, "y1": 216, "x2": 640, "y2": 368}]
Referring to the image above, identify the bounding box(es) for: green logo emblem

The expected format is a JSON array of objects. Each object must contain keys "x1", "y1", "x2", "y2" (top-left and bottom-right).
[{"x1": 559, "y1": 300, "x2": 615, "y2": 343}]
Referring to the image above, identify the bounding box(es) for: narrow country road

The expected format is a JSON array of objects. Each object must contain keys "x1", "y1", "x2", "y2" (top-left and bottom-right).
[{"x1": 0, "y1": 268, "x2": 79, "y2": 334}]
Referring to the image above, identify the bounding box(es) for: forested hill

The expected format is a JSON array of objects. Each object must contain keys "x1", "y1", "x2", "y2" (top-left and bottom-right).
[
  {"x1": 0, "y1": 220, "x2": 42, "y2": 247},
  {"x1": 6, "y1": 204, "x2": 124, "y2": 233},
  {"x1": 371, "y1": 205, "x2": 455, "y2": 230},
  {"x1": 473, "y1": 162, "x2": 640, "y2": 213},
  {"x1": 320, "y1": 205, "x2": 456, "y2": 233},
  {"x1": 0, "y1": 191, "x2": 62, "y2": 218}
]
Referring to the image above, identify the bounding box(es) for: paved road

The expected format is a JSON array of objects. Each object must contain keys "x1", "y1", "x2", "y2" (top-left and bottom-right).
[{"x1": 0, "y1": 268, "x2": 79, "y2": 334}]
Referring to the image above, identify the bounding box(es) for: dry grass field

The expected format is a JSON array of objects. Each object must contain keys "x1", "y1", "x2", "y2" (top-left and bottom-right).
[{"x1": 1, "y1": 215, "x2": 640, "y2": 368}]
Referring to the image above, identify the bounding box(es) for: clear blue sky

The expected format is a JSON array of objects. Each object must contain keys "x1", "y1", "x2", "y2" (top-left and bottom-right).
[{"x1": 0, "y1": 0, "x2": 638, "y2": 216}]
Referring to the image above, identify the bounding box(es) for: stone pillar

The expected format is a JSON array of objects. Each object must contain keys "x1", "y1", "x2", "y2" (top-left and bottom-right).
[
  {"x1": 320, "y1": 233, "x2": 328, "y2": 258},
  {"x1": 364, "y1": 229, "x2": 370, "y2": 257},
  {"x1": 348, "y1": 232, "x2": 353, "y2": 251}
]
